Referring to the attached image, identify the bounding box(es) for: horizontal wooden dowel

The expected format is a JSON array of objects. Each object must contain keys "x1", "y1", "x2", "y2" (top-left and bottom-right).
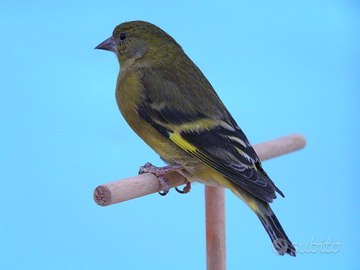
[
  {"x1": 94, "y1": 171, "x2": 186, "y2": 206},
  {"x1": 255, "y1": 133, "x2": 306, "y2": 161},
  {"x1": 93, "y1": 133, "x2": 306, "y2": 206}
]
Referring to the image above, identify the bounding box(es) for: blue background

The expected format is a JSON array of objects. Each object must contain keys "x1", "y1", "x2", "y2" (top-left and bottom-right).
[{"x1": 1, "y1": 0, "x2": 359, "y2": 269}]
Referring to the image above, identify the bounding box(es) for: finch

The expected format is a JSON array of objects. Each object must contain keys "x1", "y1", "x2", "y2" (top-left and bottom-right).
[{"x1": 95, "y1": 20, "x2": 296, "y2": 256}]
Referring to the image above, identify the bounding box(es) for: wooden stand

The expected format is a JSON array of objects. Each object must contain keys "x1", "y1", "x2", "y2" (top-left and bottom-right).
[
  {"x1": 206, "y1": 186, "x2": 226, "y2": 270},
  {"x1": 93, "y1": 133, "x2": 306, "y2": 270}
]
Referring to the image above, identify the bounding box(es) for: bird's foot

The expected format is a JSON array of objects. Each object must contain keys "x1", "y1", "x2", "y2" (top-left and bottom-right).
[
  {"x1": 175, "y1": 180, "x2": 192, "y2": 194},
  {"x1": 139, "y1": 162, "x2": 184, "y2": 196}
]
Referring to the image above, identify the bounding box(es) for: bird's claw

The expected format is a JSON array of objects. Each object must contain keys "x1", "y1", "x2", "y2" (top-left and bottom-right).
[
  {"x1": 175, "y1": 187, "x2": 185, "y2": 194},
  {"x1": 139, "y1": 162, "x2": 183, "y2": 196},
  {"x1": 138, "y1": 162, "x2": 157, "y2": 175},
  {"x1": 175, "y1": 180, "x2": 191, "y2": 194},
  {"x1": 158, "y1": 191, "x2": 168, "y2": 196},
  {"x1": 158, "y1": 175, "x2": 170, "y2": 196}
]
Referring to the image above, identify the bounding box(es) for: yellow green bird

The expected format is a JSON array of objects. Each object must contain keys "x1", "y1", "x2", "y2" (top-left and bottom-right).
[{"x1": 95, "y1": 20, "x2": 296, "y2": 256}]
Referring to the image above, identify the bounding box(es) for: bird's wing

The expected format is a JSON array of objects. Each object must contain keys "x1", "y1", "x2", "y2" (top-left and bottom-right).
[{"x1": 136, "y1": 69, "x2": 283, "y2": 203}]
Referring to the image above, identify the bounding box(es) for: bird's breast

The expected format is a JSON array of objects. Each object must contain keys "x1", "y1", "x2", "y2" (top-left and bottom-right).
[{"x1": 115, "y1": 69, "x2": 180, "y2": 161}]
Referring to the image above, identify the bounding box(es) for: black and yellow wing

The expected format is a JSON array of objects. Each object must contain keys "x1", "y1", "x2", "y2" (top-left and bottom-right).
[{"x1": 136, "y1": 68, "x2": 284, "y2": 203}]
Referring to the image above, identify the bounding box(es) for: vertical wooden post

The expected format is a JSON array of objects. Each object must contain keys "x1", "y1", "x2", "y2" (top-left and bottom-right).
[{"x1": 205, "y1": 186, "x2": 226, "y2": 270}]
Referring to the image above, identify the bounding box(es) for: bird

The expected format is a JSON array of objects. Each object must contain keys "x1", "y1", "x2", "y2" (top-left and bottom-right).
[{"x1": 95, "y1": 20, "x2": 296, "y2": 256}]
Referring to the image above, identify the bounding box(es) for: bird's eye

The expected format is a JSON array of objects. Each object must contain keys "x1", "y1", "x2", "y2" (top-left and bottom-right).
[{"x1": 119, "y1": 32, "x2": 127, "y2": 41}]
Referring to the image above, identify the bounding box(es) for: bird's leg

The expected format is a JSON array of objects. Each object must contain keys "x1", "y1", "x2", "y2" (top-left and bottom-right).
[
  {"x1": 175, "y1": 180, "x2": 192, "y2": 194},
  {"x1": 138, "y1": 162, "x2": 184, "y2": 196}
]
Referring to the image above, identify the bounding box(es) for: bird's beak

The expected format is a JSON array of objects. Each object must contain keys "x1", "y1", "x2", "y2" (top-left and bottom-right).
[{"x1": 95, "y1": 37, "x2": 116, "y2": 52}]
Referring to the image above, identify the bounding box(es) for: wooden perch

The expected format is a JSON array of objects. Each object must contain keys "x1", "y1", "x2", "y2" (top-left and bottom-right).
[
  {"x1": 206, "y1": 186, "x2": 226, "y2": 270},
  {"x1": 93, "y1": 133, "x2": 306, "y2": 206},
  {"x1": 93, "y1": 133, "x2": 306, "y2": 270}
]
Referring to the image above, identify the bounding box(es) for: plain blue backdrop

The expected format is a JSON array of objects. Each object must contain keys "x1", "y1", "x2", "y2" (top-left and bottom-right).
[{"x1": 1, "y1": 0, "x2": 359, "y2": 269}]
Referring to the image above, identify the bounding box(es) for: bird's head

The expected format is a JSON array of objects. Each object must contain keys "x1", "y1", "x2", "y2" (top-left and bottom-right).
[{"x1": 95, "y1": 21, "x2": 183, "y2": 68}]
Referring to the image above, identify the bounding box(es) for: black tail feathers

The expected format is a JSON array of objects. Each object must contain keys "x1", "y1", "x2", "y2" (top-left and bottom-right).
[{"x1": 256, "y1": 205, "x2": 296, "y2": 257}]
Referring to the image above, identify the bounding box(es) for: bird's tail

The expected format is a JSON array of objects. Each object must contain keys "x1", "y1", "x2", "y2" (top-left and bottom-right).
[
  {"x1": 253, "y1": 201, "x2": 296, "y2": 256},
  {"x1": 211, "y1": 174, "x2": 296, "y2": 256}
]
